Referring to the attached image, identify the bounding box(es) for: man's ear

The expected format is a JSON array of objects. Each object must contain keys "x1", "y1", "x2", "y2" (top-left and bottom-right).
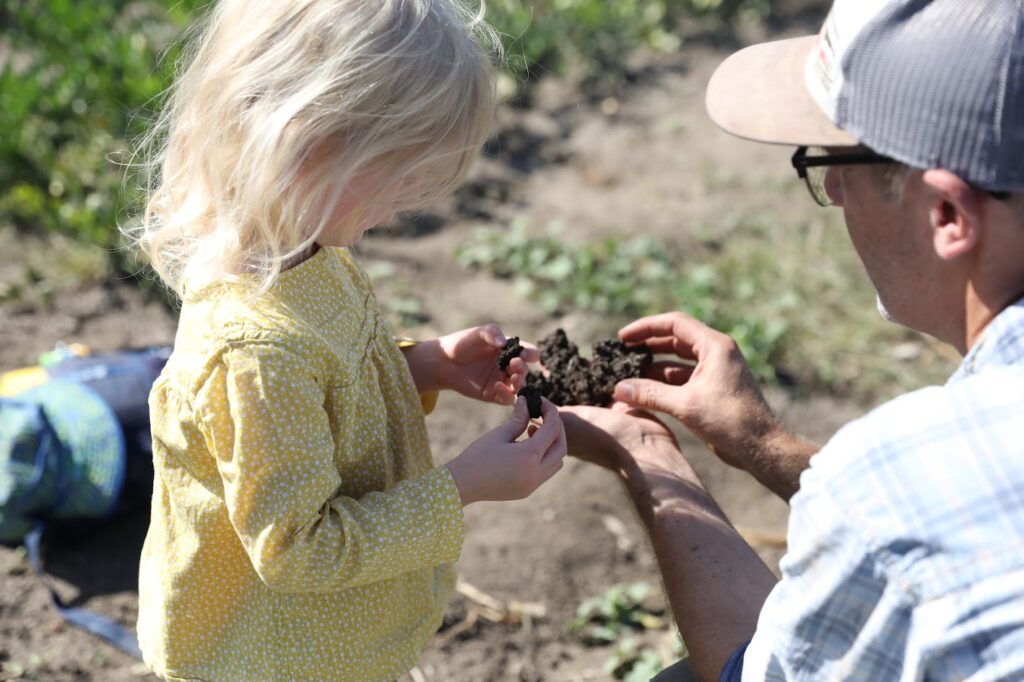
[{"x1": 921, "y1": 169, "x2": 982, "y2": 261}]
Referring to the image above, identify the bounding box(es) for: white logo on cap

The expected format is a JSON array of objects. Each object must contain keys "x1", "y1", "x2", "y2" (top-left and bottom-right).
[{"x1": 805, "y1": 0, "x2": 894, "y2": 123}]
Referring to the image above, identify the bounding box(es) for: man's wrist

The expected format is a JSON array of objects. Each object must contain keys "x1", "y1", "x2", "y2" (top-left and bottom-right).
[
  {"x1": 617, "y1": 439, "x2": 700, "y2": 529},
  {"x1": 748, "y1": 426, "x2": 818, "y2": 501}
]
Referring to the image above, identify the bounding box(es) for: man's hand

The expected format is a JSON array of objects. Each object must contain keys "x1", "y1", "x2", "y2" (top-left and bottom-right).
[
  {"x1": 402, "y1": 324, "x2": 539, "y2": 405},
  {"x1": 613, "y1": 312, "x2": 817, "y2": 500},
  {"x1": 559, "y1": 402, "x2": 677, "y2": 473}
]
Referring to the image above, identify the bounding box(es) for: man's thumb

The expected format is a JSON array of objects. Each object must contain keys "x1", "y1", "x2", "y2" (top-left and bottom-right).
[{"x1": 613, "y1": 379, "x2": 677, "y2": 414}]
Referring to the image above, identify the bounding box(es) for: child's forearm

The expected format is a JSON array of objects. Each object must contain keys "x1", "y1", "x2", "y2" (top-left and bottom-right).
[{"x1": 399, "y1": 338, "x2": 443, "y2": 393}]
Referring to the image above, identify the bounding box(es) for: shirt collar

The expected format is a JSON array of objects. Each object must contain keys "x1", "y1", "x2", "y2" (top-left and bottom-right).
[{"x1": 949, "y1": 298, "x2": 1024, "y2": 384}]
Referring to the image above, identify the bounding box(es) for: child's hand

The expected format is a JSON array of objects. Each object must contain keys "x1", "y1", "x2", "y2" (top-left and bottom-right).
[
  {"x1": 445, "y1": 396, "x2": 566, "y2": 506},
  {"x1": 437, "y1": 324, "x2": 540, "y2": 405}
]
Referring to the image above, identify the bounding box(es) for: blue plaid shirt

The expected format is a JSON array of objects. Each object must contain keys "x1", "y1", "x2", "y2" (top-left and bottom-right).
[{"x1": 740, "y1": 300, "x2": 1024, "y2": 681}]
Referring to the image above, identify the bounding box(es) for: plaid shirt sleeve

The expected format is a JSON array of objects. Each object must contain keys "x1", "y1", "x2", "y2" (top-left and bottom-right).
[
  {"x1": 740, "y1": 423, "x2": 913, "y2": 681},
  {"x1": 742, "y1": 368, "x2": 1024, "y2": 680},
  {"x1": 739, "y1": 302, "x2": 1024, "y2": 681}
]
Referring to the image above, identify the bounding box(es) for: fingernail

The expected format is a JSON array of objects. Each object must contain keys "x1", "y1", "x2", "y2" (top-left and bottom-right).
[{"x1": 615, "y1": 383, "x2": 635, "y2": 402}]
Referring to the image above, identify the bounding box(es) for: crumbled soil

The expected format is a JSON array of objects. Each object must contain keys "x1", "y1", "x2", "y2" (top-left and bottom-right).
[
  {"x1": 526, "y1": 329, "x2": 652, "y2": 407},
  {"x1": 497, "y1": 336, "x2": 525, "y2": 372},
  {"x1": 517, "y1": 384, "x2": 543, "y2": 419}
]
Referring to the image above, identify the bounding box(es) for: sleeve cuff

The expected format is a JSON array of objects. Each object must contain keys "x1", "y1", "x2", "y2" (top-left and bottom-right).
[
  {"x1": 421, "y1": 466, "x2": 466, "y2": 564},
  {"x1": 719, "y1": 639, "x2": 750, "y2": 682},
  {"x1": 394, "y1": 337, "x2": 440, "y2": 415},
  {"x1": 419, "y1": 391, "x2": 439, "y2": 415}
]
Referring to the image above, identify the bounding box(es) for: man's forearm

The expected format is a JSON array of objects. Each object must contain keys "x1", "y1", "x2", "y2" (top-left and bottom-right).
[
  {"x1": 745, "y1": 428, "x2": 819, "y2": 501},
  {"x1": 619, "y1": 442, "x2": 777, "y2": 680}
]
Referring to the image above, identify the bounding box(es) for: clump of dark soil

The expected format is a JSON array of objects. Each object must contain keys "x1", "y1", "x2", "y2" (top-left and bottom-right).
[
  {"x1": 524, "y1": 329, "x2": 652, "y2": 406},
  {"x1": 497, "y1": 336, "x2": 525, "y2": 372},
  {"x1": 517, "y1": 384, "x2": 544, "y2": 419}
]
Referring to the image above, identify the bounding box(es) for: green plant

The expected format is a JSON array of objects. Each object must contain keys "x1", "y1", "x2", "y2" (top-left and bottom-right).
[
  {"x1": 486, "y1": 0, "x2": 775, "y2": 89},
  {"x1": 1, "y1": 0, "x2": 777, "y2": 279},
  {"x1": 570, "y1": 582, "x2": 664, "y2": 643},
  {"x1": 363, "y1": 260, "x2": 430, "y2": 330},
  {"x1": 571, "y1": 582, "x2": 670, "y2": 680},
  {"x1": 604, "y1": 639, "x2": 665, "y2": 682},
  {"x1": 455, "y1": 220, "x2": 674, "y2": 316},
  {"x1": 0, "y1": 0, "x2": 206, "y2": 266},
  {"x1": 455, "y1": 221, "x2": 791, "y2": 381}
]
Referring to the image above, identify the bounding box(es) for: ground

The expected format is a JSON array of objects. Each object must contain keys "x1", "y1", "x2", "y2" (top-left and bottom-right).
[{"x1": 1, "y1": 15, "x2": 916, "y2": 682}]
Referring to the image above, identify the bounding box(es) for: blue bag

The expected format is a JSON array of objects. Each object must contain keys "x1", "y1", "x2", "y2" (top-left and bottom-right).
[{"x1": 0, "y1": 346, "x2": 170, "y2": 659}]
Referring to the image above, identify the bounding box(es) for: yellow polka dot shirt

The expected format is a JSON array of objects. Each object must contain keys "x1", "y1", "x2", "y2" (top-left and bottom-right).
[{"x1": 138, "y1": 247, "x2": 465, "y2": 682}]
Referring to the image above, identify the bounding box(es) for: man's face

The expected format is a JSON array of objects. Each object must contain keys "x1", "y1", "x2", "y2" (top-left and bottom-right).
[{"x1": 823, "y1": 159, "x2": 943, "y2": 332}]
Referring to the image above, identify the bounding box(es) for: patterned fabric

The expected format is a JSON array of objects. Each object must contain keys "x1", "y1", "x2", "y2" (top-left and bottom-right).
[
  {"x1": 0, "y1": 380, "x2": 126, "y2": 542},
  {"x1": 138, "y1": 247, "x2": 465, "y2": 682},
  {"x1": 742, "y1": 300, "x2": 1024, "y2": 681}
]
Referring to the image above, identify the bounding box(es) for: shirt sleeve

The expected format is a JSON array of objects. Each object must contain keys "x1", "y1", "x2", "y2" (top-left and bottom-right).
[
  {"x1": 394, "y1": 337, "x2": 439, "y2": 415},
  {"x1": 194, "y1": 340, "x2": 465, "y2": 593},
  {"x1": 719, "y1": 640, "x2": 749, "y2": 682},
  {"x1": 741, "y1": 446, "x2": 914, "y2": 681}
]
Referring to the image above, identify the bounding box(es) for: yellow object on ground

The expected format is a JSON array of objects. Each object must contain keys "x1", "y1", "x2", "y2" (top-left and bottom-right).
[{"x1": 0, "y1": 367, "x2": 49, "y2": 397}]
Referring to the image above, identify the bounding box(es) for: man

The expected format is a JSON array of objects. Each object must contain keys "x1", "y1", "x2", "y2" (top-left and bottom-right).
[{"x1": 560, "y1": 0, "x2": 1024, "y2": 679}]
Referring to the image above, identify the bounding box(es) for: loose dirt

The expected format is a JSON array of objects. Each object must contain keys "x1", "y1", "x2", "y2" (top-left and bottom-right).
[{"x1": 526, "y1": 329, "x2": 653, "y2": 407}]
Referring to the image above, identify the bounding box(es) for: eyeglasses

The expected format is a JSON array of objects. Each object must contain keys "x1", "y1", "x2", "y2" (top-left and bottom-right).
[
  {"x1": 791, "y1": 145, "x2": 1012, "y2": 207},
  {"x1": 791, "y1": 146, "x2": 895, "y2": 207}
]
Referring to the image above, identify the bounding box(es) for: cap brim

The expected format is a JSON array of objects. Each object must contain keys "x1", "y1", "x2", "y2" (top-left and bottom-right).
[{"x1": 706, "y1": 36, "x2": 858, "y2": 147}]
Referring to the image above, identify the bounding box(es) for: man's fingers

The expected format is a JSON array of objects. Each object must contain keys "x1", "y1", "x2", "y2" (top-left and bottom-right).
[
  {"x1": 645, "y1": 360, "x2": 696, "y2": 386},
  {"x1": 630, "y1": 336, "x2": 698, "y2": 359},
  {"x1": 619, "y1": 312, "x2": 711, "y2": 357},
  {"x1": 613, "y1": 378, "x2": 685, "y2": 417}
]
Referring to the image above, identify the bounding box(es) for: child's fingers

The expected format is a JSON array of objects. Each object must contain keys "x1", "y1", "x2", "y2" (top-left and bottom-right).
[
  {"x1": 491, "y1": 381, "x2": 516, "y2": 405},
  {"x1": 524, "y1": 399, "x2": 561, "y2": 452},
  {"x1": 507, "y1": 360, "x2": 528, "y2": 391},
  {"x1": 494, "y1": 397, "x2": 530, "y2": 440},
  {"x1": 480, "y1": 323, "x2": 506, "y2": 349},
  {"x1": 541, "y1": 450, "x2": 566, "y2": 480},
  {"x1": 518, "y1": 342, "x2": 540, "y2": 364},
  {"x1": 540, "y1": 418, "x2": 567, "y2": 467}
]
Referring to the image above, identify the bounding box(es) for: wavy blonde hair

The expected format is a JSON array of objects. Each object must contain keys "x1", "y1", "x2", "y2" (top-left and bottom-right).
[{"x1": 127, "y1": 0, "x2": 497, "y2": 298}]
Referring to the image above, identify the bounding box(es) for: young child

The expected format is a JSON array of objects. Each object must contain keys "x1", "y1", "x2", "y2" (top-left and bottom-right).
[{"x1": 127, "y1": 1, "x2": 566, "y2": 680}]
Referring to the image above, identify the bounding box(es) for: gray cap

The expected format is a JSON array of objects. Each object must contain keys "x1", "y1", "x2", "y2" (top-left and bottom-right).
[{"x1": 706, "y1": 0, "x2": 1024, "y2": 192}]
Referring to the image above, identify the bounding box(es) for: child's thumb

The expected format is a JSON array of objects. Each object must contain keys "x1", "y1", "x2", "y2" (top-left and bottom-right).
[{"x1": 494, "y1": 396, "x2": 530, "y2": 441}]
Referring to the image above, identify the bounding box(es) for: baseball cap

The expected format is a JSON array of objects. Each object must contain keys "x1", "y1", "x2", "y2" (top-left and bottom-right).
[{"x1": 706, "y1": 0, "x2": 1024, "y2": 192}]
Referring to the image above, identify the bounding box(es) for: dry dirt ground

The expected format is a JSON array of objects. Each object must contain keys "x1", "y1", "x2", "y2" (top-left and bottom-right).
[{"x1": 0, "y1": 21, "x2": 874, "y2": 682}]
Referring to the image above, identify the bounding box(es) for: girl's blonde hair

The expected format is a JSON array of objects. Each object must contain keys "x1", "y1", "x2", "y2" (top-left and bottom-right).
[{"x1": 128, "y1": 0, "x2": 497, "y2": 298}]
